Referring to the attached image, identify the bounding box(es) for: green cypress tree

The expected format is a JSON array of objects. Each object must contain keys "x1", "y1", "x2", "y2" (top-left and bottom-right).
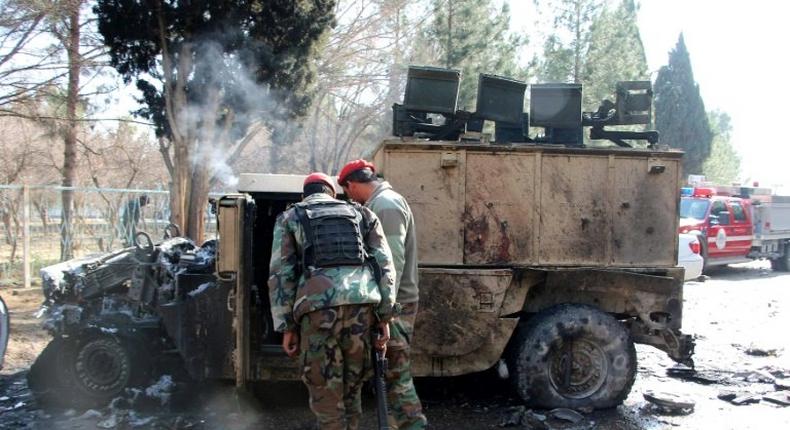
[
  {"x1": 654, "y1": 34, "x2": 712, "y2": 175},
  {"x1": 419, "y1": 0, "x2": 528, "y2": 110}
]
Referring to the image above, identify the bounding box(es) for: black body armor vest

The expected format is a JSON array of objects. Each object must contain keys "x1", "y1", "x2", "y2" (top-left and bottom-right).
[{"x1": 295, "y1": 200, "x2": 368, "y2": 268}]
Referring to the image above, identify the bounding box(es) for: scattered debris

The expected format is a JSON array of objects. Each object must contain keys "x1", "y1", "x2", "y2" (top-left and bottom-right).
[
  {"x1": 497, "y1": 406, "x2": 549, "y2": 429},
  {"x1": 521, "y1": 410, "x2": 549, "y2": 430},
  {"x1": 763, "y1": 392, "x2": 790, "y2": 407},
  {"x1": 775, "y1": 378, "x2": 790, "y2": 390},
  {"x1": 144, "y1": 375, "x2": 176, "y2": 406},
  {"x1": 498, "y1": 406, "x2": 525, "y2": 427},
  {"x1": 717, "y1": 391, "x2": 737, "y2": 401},
  {"x1": 738, "y1": 370, "x2": 776, "y2": 384},
  {"x1": 188, "y1": 282, "x2": 214, "y2": 297},
  {"x1": 97, "y1": 412, "x2": 123, "y2": 429},
  {"x1": 745, "y1": 346, "x2": 779, "y2": 357},
  {"x1": 729, "y1": 395, "x2": 761, "y2": 406},
  {"x1": 643, "y1": 390, "x2": 695, "y2": 414},
  {"x1": 496, "y1": 359, "x2": 509, "y2": 380},
  {"x1": 666, "y1": 366, "x2": 721, "y2": 385},
  {"x1": 549, "y1": 408, "x2": 584, "y2": 423},
  {"x1": 76, "y1": 409, "x2": 103, "y2": 420},
  {"x1": 128, "y1": 413, "x2": 156, "y2": 428}
]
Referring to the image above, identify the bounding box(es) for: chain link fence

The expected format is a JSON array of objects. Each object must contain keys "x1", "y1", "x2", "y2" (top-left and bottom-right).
[{"x1": 0, "y1": 185, "x2": 219, "y2": 286}]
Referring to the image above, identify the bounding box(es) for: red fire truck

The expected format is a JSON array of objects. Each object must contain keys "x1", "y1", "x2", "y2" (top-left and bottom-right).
[{"x1": 679, "y1": 185, "x2": 790, "y2": 271}]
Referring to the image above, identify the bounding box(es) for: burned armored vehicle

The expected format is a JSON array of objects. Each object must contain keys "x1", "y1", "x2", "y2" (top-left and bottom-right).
[{"x1": 30, "y1": 67, "x2": 694, "y2": 410}]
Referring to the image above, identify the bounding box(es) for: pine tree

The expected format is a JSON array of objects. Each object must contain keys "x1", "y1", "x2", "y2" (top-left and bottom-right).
[
  {"x1": 582, "y1": 0, "x2": 648, "y2": 109},
  {"x1": 535, "y1": 0, "x2": 606, "y2": 84},
  {"x1": 420, "y1": 0, "x2": 528, "y2": 110},
  {"x1": 702, "y1": 110, "x2": 741, "y2": 184},
  {"x1": 654, "y1": 34, "x2": 712, "y2": 175}
]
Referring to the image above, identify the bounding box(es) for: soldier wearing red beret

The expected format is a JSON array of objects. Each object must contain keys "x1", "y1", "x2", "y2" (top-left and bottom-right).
[{"x1": 339, "y1": 160, "x2": 427, "y2": 430}]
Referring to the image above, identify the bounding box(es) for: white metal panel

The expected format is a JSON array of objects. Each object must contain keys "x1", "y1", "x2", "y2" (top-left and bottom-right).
[{"x1": 238, "y1": 173, "x2": 343, "y2": 194}]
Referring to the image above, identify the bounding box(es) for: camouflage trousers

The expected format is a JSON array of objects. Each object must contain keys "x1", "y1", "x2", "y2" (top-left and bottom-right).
[
  {"x1": 386, "y1": 302, "x2": 427, "y2": 429},
  {"x1": 299, "y1": 304, "x2": 374, "y2": 430}
]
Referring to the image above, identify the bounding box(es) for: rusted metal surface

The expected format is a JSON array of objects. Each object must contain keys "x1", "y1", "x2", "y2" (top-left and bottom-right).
[
  {"x1": 382, "y1": 149, "x2": 465, "y2": 265},
  {"x1": 524, "y1": 267, "x2": 685, "y2": 330},
  {"x1": 538, "y1": 154, "x2": 610, "y2": 265},
  {"x1": 216, "y1": 195, "x2": 252, "y2": 387},
  {"x1": 411, "y1": 268, "x2": 513, "y2": 357},
  {"x1": 464, "y1": 153, "x2": 536, "y2": 264},
  {"x1": 611, "y1": 157, "x2": 681, "y2": 265},
  {"x1": 375, "y1": 140, "x2": 681, "y2": 267},
  {"x1": 411, "y1": 317, "x2": 518, "y2": 377}
]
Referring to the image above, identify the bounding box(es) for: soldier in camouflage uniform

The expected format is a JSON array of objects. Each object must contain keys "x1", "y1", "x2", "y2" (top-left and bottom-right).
[
  {"x1": 339, "y1": 160, "x2": 427, "y2": 430},
  {"x1": 268, "y1": 172, "x2": 397, "y2": 430}
]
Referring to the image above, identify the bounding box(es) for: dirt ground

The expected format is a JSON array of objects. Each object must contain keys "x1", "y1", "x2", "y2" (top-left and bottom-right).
[
  {"x1": 1, "y1": 261, "x2": 790, "y2": 429},
  {"x1": 1, "y1": 289, "x2": 51, "y2": 375}
]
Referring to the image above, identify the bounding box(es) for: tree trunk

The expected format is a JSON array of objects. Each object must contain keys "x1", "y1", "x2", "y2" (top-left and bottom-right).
[
  {"x1": 573, "y1": 0, "x2": 582, "y2": 83},
  {"x1": 186, "y1": 166, "x2": 210, "y2": 244},
  {"x1": 384, "y1": 2, "x2": 404, "y2": 127},
  {"x1": 60, "y1": 1, "x2": 81, "y2": 261},
  {"x1": 446, "y1": 0, "x2": 453, "y2": 68},
  {"x1": 169, "y1": 140, "x2": 190, "y2": 238},
  {"x1": 2, "y1": 209, "x2": 12, "y2": 246}
]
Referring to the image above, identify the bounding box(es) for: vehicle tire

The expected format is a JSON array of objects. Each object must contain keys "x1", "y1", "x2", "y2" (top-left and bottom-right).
[
  {"x1": 72, "y1": 336, "x2": 136, "y2": 405},
  {"x1": 776, "y1": 243, "x2": 790, "y2": 272},
  {"x1": 30, "y1": 335, "x2": 145, "y2": 408},
  {"x1": 698, "y1": 235, "x2": 710, "y2": 274},
  {"x1": 508, "y1": 304, "x2": 637, "y2": 409}
]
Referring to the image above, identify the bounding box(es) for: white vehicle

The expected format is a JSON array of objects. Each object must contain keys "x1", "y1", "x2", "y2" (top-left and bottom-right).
[
  {"x1": 679, "y1": 233, "x2": 704, "y2": 281},
  {"x1": 0, "y1": 295, "x2": 8, "y2": 369}
]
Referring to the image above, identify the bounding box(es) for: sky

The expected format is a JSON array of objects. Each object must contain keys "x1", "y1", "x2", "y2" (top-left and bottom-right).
[
  {"x1": 508, "y1": 0, "x2": 790, "y2": 192},
  {"x1": 97, "y1": 1, "x2": 790, "y2": 191}
]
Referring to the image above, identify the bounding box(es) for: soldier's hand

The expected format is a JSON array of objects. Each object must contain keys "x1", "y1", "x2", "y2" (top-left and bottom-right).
[
  {"x1": 282, "y1": 330, "x2": 300, "y2": 358},
  {"x1": 375, "y1": 322, "x2": 390, "y2": 352}
]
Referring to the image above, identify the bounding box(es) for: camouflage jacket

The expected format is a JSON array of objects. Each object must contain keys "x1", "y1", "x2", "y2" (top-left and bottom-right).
[
  {"x1": 268, "y1": 193, "x2": 397, "y2": 333},
  {"x1": 366, "y1": 181, "x2": 419, "y2": 304}
]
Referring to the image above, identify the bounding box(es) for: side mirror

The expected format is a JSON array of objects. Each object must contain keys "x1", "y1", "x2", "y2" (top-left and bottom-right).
[{"x1": 709, "y1": 214, "x2": 719, "y2": 225}]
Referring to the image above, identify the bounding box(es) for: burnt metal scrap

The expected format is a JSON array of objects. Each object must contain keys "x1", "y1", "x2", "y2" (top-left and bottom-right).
[{"x1": 29, "y1": 230, "x2": 226, "y2": 407}]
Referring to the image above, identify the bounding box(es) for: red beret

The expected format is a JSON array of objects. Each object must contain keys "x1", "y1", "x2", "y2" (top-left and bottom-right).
[
  {"x1": 304, "y1": 172, "x2": 336, "y2": 194},
  {"x1": 338, "y1": 159, "x2": 376, "y2": 186}
]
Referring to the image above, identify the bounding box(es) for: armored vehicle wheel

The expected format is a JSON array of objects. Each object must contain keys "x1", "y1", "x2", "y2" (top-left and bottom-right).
[
  {"x1": 29, "y1": 336, "x2": 144, "y2": 408},
  {"x1": 509, "y1": 304, "x2": 636, "y2": 409},
  {"x1": 72, "y1": 337, "x2": 135, "y2": 403},
  {"x1": 771, "y1": 244, "x2": 790, "y2": 272}
]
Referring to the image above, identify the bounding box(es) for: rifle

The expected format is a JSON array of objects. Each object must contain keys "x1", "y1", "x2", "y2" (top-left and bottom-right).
[{"x1": 373, "y1": 329, "x2": 391, "y2": 430}]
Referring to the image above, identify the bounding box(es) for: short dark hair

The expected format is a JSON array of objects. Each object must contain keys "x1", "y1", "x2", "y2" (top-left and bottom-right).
[
  {"x1": 343, "y1": 168, "x2": 377, "y2": 185},
  {"x1": 139, "y1": 195, "x2": 150, "y2": 205},
  {"x1": 303, "y1": 183, "x2": 335, "y2": 197}
]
